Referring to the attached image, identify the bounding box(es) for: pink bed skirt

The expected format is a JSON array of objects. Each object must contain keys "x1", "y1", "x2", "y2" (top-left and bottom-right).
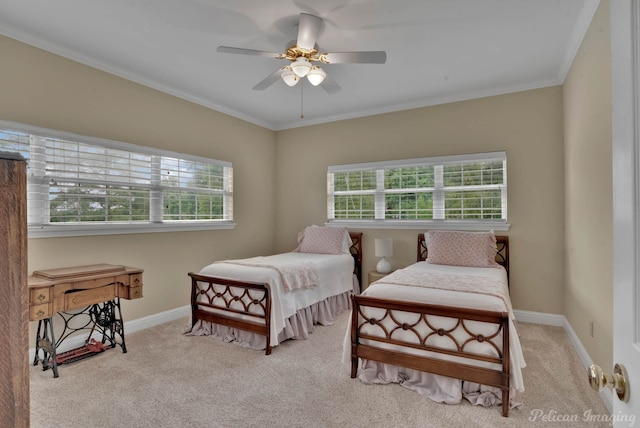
[
  {"x1": 186, "y1": 290, "x2": 352, "y2": 350},
  {"x1": 358, "y1": 360, "x2": 521, "y2": 410}
]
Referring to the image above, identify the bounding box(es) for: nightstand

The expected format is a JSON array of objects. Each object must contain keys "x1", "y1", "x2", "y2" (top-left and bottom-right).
[{"x1": 367, "y1": 270, "x2": 395, "y2": 288}]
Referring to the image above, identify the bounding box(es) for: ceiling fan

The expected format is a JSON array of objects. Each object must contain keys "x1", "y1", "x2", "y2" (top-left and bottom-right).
[{"x1": 217, "y1": 13, "x2": 387, "y2": 94}]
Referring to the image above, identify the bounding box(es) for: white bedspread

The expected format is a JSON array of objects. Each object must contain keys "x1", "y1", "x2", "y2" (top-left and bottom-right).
[
  {"x1": 214, "y1": 255, "x2": 320, "y2": 291},
  {"x1": 343, "y1": 261, "x2": 526, "y2": 402},
  {"x1": 198, "y1": 252, "x2": 355, "y2": 347}
]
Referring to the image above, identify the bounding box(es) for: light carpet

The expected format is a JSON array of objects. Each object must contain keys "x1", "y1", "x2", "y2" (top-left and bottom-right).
[{"x1": 30, "y1": 312, "x2": 612, "y2": 428}]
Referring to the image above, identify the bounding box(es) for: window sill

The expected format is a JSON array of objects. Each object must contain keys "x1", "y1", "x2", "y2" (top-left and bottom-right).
[
  {"x1": 325, "y1": 220, "x2": 510, "y2": 231},
  {"x1": 28, "y1": 221, "x2": 236, "y2": 239}
]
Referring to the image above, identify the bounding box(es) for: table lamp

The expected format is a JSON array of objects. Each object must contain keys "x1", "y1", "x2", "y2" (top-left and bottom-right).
[{"x1": 374, "y1": 238, "x2": 393, "y2": 273}]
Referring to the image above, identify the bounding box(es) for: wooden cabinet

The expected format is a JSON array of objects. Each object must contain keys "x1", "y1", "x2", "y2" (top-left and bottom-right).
[{"x1": 0, "y1": 152, "x2": 29, "y2": 427}]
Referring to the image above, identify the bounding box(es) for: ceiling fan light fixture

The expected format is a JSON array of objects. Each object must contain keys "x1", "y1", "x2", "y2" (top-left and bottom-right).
[
  {"x1": 291, "y1": 57, "x2": 312, "y2": 77},
  {"x1": 306, "y1": 66, "x2": 326, "y2": 86},
  {"x1": 281, "y1": 67, "x2": 299, "y2": 87}
]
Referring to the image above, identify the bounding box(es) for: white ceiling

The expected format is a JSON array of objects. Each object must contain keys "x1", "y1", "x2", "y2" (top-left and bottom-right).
[{"x1": 0, "y1": 0, "x2": 599, "y2": 131}]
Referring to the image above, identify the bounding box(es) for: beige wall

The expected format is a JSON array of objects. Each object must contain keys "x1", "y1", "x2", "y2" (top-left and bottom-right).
[
  {"x1": 562, "y1": 0, "x2": 613, "y2": 372},
  {"x1": 0, "y1": 36, "x2": 277, "y2": 341},
  {"x1": 275, "y1": 87, "x2": 566, "y2": 313}
]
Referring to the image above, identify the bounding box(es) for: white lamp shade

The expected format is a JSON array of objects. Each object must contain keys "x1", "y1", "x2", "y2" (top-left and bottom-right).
[
  {"x1": 306, "y1": 66, "x2": 326, "y2": 86},
  {"x1": 374, "y1": 238, "x2": 393, "y2": 257},
  {"x1": 281, "y1": 68, "x2": 299, "y2": 87},
  {"x1": 375, "y1": 238, "x2": 393, "y2": 274},
  {"x1": 291, "y1": 57, "x2": 312, "y2": 77}
]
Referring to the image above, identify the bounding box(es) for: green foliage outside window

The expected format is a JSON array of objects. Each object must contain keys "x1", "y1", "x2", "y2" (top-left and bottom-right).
[
  {"x1": 333, "y1": 170, "x2": 376, "y2": 192},
  {"x1": 384, "y1": 166, "x2": 435, "y2": 219},
  {"x1": 385, "y1": 166, "x2": 435, "y2": 189},
  {"x1": 442, "y1": 161, "x2": 504, "y2": 220},
  {"x1": 329, "y1": 155, "x2": 506, "y2": 222},
  {"x1": 444, "y1": 190, "x2": 502, "y2": 219},
  {"x1": 0, "y1": 125, "x2": 232, "y2": 228},
  {"x1": 49, "y1": 183, "x2": 149, "y2": 222},
  {"x1": 333, "y1": 194, "x2": 375, "y2": 219},
  {"x1": 161, "y1": 163, "x2": 225, "y2": 221},
  {"x1": 385, "y1": 193, "x2": 433, "y2": 219}
]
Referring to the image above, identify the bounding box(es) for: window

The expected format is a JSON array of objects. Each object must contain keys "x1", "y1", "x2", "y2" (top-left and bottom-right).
[
  {"x1": 0, "y1": 120, "x2": 233, "y2": 237},
  {"x1": 327, "y1": 151, "x2": 508, "y2": 230}
]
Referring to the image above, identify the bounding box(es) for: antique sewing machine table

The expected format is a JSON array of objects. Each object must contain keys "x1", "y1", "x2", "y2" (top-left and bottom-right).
[{"x1": 28, "y1": 264, "x2": 144, "y2": 378}]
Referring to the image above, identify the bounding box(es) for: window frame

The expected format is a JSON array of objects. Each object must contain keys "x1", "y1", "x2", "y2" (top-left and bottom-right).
[
  {"x1": 326, "y1": 151, "x2": 509, "y2": 231},
  {"x1": 0, "y1": 120, "x2": 235, "y2": 238}
]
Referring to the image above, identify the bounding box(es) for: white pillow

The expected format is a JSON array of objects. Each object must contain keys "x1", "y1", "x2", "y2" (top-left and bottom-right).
[
  {"x1": 425, "y1": 230, "x2": 500, "y2": 268},
  {"x1": 295, "y1": 226, "x2": 351, "y2": 254}
]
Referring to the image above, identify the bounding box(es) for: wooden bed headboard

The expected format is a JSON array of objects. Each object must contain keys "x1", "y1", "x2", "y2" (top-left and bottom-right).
[
  {"x1": 348, "y1": 232, "x2": 363, "y2": 289},
  {"x1": 417, "y1": 233, "x2": 509, "y2": 278}
]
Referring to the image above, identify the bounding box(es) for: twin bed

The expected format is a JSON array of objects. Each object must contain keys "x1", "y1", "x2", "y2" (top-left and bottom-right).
[
  {"x1": 186, "y1": 227, "x2": 524, "y2": 416},
  {"x1": 187, "y1": 226, "x2": 362, "y2": 354},
  {"x1": 347, "y1": 231, "x2": 524, "y2": 417}
]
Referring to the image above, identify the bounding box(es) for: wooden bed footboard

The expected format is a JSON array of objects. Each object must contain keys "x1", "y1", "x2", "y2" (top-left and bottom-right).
[
  {"x1": 350, "y1": 294, "x2": 511, "y2": 417},
  {"x1": 188, "y1": 273, "x2": 273, "y2": 355}
]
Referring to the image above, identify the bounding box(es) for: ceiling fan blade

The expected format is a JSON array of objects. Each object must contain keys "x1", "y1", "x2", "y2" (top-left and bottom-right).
[
  {"x1": 322, "y1": 51, "x2": 387, "y2": 64},
  {"x1": 296, "y1": 13, "x2": 323, "y2": 50},
  {"x1": 217, "y1": 46, "x2": 281, "y2": 59},
  {"x1": 320, "y1": 74, "x2": 341, "y2": 95},
  {"x1": 252, "y1": 68, "x2": 285, "y2": 90}
]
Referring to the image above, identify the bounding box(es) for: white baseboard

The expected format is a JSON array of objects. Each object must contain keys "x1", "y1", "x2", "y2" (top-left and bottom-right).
[
  {"x1": 122, "y1": 305, "x2": 190, "y2": 335},
  {"x1": 514, "y1": 309, "x2": 565, "y2": 327},
  {"x1": 28, "y1": 305, "x2": 190, "y2": 364},
  {"x1": 514, "y1": 309, "x2": 613, "y2": 414}
]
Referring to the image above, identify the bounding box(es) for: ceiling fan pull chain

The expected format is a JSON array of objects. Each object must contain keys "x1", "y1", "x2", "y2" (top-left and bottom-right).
[{"x1": 300, "y1": 81, "x2": 304, "y2": 119}]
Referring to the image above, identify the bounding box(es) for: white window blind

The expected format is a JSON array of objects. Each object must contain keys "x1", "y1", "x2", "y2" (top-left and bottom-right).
[
  {"x1": 327, "y1": 151, "x2": 508, "y2": 230},
  {"x1": 0, "y1": 121, "x2": 233, "y2": 237}
]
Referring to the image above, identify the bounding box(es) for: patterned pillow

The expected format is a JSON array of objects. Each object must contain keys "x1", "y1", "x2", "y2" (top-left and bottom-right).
[
  {"x1": 298, "y1": 226, "x2": 349, "y2": 255},
  {"x1": 426, "y1": 230, "x2": 500, "y2": 268}
]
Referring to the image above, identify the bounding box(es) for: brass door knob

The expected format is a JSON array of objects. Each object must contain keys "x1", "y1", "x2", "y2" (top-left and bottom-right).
[{"x1": 588, "y1": 363, "x2": 629, "y2": 402}]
